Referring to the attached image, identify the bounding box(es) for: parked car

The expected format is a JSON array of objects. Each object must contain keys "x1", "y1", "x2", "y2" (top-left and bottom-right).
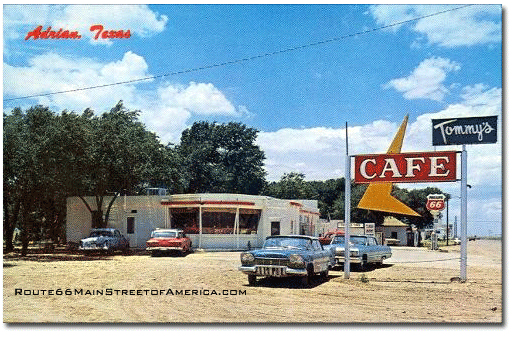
[
  {"x1": 79, "y1": 228, "x2": 129, "y2": 254},
  {"x1": 146, "y1": 229, "x2": 192, "y2": 256},
  {"x1": 239, "y1": 235, "x2": 335, "y2": 287},
  {"x1": 319, "y1": 230, "x2": 345, "y2": 245},
  {"x1": 326, "y1": 234, "x2": 392, "y2": 270}
]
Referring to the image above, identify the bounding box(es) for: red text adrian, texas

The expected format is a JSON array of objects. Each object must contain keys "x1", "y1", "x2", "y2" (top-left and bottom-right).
[{"x1": 25, "y1": 25, "x2": 131, "y2": 41}]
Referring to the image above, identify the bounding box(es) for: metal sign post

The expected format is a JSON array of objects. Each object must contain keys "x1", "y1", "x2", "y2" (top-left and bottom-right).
[
  {"x1": 431, "y1": 116, "x2": 498, "y2": 282},
  {"x1": 460, "y1": 145, "x2": 468, "y2": 281},
  {"x1": 344, "y1": 122, "x2": 351, "y2": 279}
]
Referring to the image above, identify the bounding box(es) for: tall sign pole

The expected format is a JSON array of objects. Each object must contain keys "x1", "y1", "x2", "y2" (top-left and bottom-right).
[
  {"x1": 344, "y1": 122, "x2": 351, "y2": 279},
  {"x1": 431, "y1": 116, "x2": 497, "y2": 282},
  {"x1": 460, "y1": 145, "x2": 468, "y2": 281}
]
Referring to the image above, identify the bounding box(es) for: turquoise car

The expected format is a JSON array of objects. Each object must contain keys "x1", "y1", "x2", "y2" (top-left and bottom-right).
[
  {"x1": 326, "y1": 235, "x2": 392, "y2": 270},
  {"x1": 239, "y1": 235, "x2": 335, "y2": 287}
]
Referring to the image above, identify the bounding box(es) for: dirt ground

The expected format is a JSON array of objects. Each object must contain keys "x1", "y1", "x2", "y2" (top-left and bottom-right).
[{"x1": 3, "y1": 239, "x2": 502, "y2": 323}]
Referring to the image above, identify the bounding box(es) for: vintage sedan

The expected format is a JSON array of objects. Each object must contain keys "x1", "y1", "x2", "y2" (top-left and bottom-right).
[
  {"x1": 79, "y1": 228, "x2": 129, "y2": 254},
  {"x1": 327, "y1": 234, "x2": 391, "y2": 270},
  {"x1": 146, "y1": 229, "x2": 192, "y2": 256},
  {"x1": 239, "y1": 235, "x2": 335, "y2": 286}
]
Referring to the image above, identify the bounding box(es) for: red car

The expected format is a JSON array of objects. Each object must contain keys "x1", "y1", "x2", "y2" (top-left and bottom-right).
[
  {"x1": 319, "y1": 230, "x2": 345, "y2": 245},
  {"x1": 146, "y1": 229, "x2": 192, "y2": 256}
]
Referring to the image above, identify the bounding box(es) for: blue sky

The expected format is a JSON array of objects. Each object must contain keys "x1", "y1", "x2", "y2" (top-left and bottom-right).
[{"x1": 2, "y1": 4, "x2": 502, "y2": 236}]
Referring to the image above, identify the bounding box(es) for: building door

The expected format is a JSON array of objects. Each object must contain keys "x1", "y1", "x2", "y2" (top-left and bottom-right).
[
  {"x1": 271, "y1": 222, "x2": 280, "y2": 236},
  {"x1": 126, "y1": 217, "x2": 137, "y2": 247},
  {"x1": 407, "y1": 228, "x2": 414, "y2": 246}
]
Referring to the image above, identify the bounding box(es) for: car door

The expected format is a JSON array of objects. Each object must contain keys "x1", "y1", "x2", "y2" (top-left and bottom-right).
[
  {"x1": 370, "y1": 236, "x2": 385, "y2": 260},
  {"x1": 313, "y1": 239, "x2": 329, "y2": 272},
  {"x1": 113, "y1": 230, "x2": 122, "y2": 248}
]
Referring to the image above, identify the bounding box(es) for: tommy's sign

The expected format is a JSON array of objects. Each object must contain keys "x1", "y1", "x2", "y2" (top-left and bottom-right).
[
  {"x1": 432, "y1": 116, "x2": 497, "y2": 146},
  {"x1": 354, "y1": 151, "x2": 457, "y2": 183}
]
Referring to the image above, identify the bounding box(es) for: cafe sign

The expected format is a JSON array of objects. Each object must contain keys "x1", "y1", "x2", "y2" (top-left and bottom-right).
[
  {"x1": 354, "y1": 151, "x2": 457, "y2": 183},
  {"x1": 432, "y1": 116, "x2": 497, "y2": 146}
]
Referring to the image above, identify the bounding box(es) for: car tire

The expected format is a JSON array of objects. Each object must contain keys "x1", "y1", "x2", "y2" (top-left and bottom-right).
[
  {"x1": 359, "y1": 256, "x2": 368, "y2": 271},
  {"x1": 320, "y1": 267, "x2": 329, "y2": 279},
  {"x1": 302, "y1": 265, "x2": 313, "y2": 287},
  {"x1": 248, "y1": 274, "x2": 257, "y2": 286},
  {"x1": 104, "y1": 242, "x2": 113, "y2": 255}
]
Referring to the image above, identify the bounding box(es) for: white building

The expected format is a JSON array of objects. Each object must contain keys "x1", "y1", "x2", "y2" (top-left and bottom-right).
[{"x1": 66, "y1": 192, "x2": 320, "y2": 250}]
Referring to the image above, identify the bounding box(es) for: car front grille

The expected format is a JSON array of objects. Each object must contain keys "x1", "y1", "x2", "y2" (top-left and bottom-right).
[{"x1": 254, "y1": 257, "x2": 290, "y2": 266}]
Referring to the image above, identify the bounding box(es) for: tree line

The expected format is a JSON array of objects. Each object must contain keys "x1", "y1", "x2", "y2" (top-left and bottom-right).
[{"x1": 3, "y1": 102, "x2": 446, "y2": 254}]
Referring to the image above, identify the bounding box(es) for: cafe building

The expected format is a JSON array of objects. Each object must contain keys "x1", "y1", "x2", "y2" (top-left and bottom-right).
[{"x1": 66, "y1": 191, "x2": 320, "y2": 250}]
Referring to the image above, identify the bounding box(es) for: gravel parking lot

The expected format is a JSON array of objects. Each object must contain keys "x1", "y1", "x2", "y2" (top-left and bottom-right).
[{"x1": 3, "y1": 239, "x2": 502, "y2": 323}]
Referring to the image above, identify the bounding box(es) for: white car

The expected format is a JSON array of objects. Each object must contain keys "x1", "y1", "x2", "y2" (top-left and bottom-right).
[{"x1": 79, "y1": 228, "x2": 129, "y2": 253}]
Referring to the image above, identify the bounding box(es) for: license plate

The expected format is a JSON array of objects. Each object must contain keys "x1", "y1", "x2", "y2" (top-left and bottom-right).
[{"x1": 256, "y1": 266, "x2": 286, "y2": 277}]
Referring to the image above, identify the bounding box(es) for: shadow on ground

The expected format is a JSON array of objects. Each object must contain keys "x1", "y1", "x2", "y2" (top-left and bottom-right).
[{"x1": 243, "y1": 275, "x2": 332, "y2": 289}]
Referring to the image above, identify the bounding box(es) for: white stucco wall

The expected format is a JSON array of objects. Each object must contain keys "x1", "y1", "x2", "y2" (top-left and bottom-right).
[{"x1": 66, "y1": 193, "x2": 319, "y2": 250}]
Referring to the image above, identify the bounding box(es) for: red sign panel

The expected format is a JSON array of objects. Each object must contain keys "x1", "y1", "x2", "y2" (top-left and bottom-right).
[
  {"x1": 426, "y1": 199, "x2": 445, "y2": 211},
  {"x1": 354, "y1": 151, "x2": 457, "y2": 183}
]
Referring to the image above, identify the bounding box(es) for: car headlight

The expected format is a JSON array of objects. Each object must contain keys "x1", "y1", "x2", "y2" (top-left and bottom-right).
[
  {"x1": 240, "y1": 252, "x2": 254, "y2": 263},
  {"x1": 350, "y1": 249, "x2": 359, "y2": 256},
  {"x1": 289, "y1": 254, "x2": 304, "y2": 265}
]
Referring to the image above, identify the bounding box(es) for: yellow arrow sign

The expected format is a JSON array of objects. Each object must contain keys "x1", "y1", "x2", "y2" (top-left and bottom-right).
[{"x1": 357, "y1": 115, "x2": 421, "y2": 216}]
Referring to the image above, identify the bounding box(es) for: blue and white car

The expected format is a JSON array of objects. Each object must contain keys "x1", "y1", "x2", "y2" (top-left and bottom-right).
[
  {"x1": 79, "y1": 228, "x2": 129, "y2": 254},
  {"x1": 326, "y1": 235, "x2": 392, "y2": 270},
  {"x1": 239, "y1": 235, "x2": 335, "y2": 286}
]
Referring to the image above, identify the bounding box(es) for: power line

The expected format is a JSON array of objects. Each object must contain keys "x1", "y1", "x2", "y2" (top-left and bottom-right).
[{"x1": 4, "y1": 4, "x2": 473, "y2": 102}]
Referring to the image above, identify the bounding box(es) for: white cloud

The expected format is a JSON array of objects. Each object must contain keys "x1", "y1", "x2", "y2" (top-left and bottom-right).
[
  {"x1": 369, "y1": 4, "x2": 501, "y2": 48},
  {"x1": 3, "y1": 51, "x2": 151, "y2": 111},
  {"x1": 258, "y1": 84, "x2": 501, "y2": 188},
  {"x1": 3, "y1": 4, "x2": 168, "y2": 45},
  {"x1": 137, "y1": 82, "x2": 248, "y2": 143},
  {"x1": 157, "y1": 82, "x2": 237, "y2": 115},
  {"x1": 4, "y1": 51, "x2": 249, "y2": 144},
  {"x1": 383, "y1": 57, "x2": 460, "y2": 101}
]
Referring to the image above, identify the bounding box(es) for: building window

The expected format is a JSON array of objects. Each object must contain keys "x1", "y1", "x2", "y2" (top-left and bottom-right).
[
  {"x1": 127, "y1": 217, "x2": 135, "y2": 234},
  {"x1": 271, "y1": 222, "x2": 280, "y2": 236},
  {"x1": 170, "y1": 208, "x2": 199, "y2": 234},
  {"x1": 391, "y1": 231, "x2": 398, "y2": 239},
  {"x1": 202, "y1": 208, "x2": 236, "y2": 234},
  {"x1": 239, "y1": 209, "x2": 260, "y2": 234}
]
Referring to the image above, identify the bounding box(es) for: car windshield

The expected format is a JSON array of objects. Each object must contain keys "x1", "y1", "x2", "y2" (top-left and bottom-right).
[
  {"x1": 90, "y1": 230, "x2": 113, "y2": 237},
  {"x1": 263, "y1": 237, "x2": 311, "y2": 250},
  {"x1": 152, "y1": 231, "x2": 178, "y2": 238},
  {"x1": 331, "y1": 235, "x2": 367, "y2": 245}
]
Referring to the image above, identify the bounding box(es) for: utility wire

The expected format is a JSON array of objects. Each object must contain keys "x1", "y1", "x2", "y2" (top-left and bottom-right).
[{"x1": 4, "y1": 4, "x2": 473, "y2": 102}]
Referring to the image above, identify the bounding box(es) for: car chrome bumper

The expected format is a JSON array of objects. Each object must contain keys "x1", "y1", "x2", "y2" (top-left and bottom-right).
[
  {"x1": 238, "y1": 265, "x2": 308, "y2": 276},
  {"x1": 334, "y1": 256, "x2": 362, "y2": 264},
  {"x1": 79, "y1": 246, "x2": 108, "y2": 251},
  {"x1": 147, "y1": 246, "x2": 184, "y2": 252}
]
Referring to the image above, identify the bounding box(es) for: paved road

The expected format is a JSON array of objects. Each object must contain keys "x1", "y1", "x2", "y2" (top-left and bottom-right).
[{"x1": 386, "y1": 239, "x2": 500, "y2": 269}]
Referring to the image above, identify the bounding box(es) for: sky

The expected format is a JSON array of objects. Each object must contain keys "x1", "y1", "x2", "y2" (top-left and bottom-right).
[{"x1": 2, "y1": 4, "x2": 503, "y2": 236}]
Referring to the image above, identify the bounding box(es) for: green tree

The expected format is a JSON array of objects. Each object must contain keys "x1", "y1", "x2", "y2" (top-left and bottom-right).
[
  {"x1": 263, "y1": 172, "x2": 315, "y2": 199},
  {"x1": 76, "y1": 101, "x2": 170, "y2": 228},
  {"x1": 179, "y1": 121, "x2": 266, "y2": 194},
  {"x1": 309, "y1": 178, "x2": 344, "y2": 218},
  {"x1": 3, "y1": 106, "x2": 65, "y2": 254}
]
